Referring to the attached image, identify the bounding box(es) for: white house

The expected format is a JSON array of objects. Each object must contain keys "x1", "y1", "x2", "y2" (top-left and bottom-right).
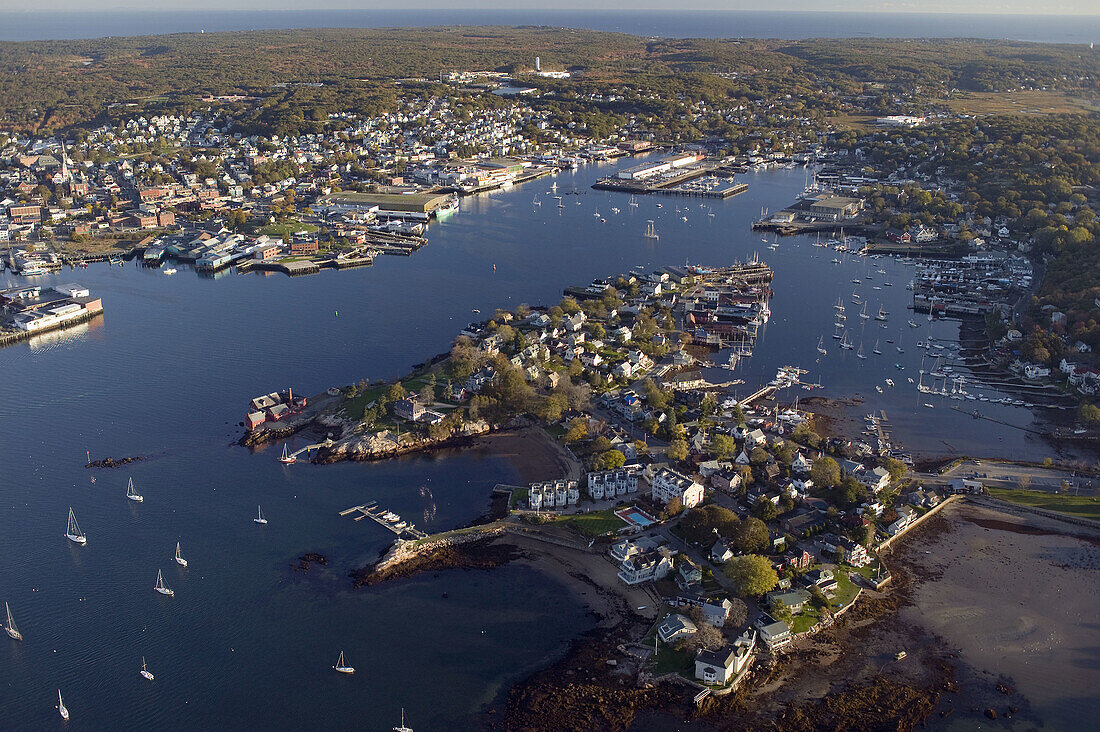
[
  {"x1": 694, "y1": 630, "x2": 757, "y2": 685},
  {"x1": 650, "y1": 467, "x2": 704, "y2": 508},
  {"x1": 756, "y1": 619, "x2": 791, "y2": 650},
  {"x1": 618, "y1": 549, "x2": 674, "y2": 585},
  {"x1": 656, "y1": 613, "x2": 697, "y2": 643},
  {"x1": 587, "y1": 467, "x2": 639, "y2": 500}
]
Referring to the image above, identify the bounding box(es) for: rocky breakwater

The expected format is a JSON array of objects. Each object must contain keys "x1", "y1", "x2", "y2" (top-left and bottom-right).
[
  {"x1": 350, "y1": 526, "x2": 519, "y2": 587},
  {"x1": 314, "y1": 420, "x2": 491, "y2": 464}
]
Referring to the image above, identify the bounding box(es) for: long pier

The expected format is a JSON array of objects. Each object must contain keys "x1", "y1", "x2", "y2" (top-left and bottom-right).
[{"x1": 339, "y1": 501, "x2": 427, "y2": 539}]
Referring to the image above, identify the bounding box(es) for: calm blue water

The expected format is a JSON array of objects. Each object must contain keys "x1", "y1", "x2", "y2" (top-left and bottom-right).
[
  {"x1": 0, "y1": 10, "x2": 1096, "y2": 43},
  {"x1": 0, "y1": 159, "x2": 1088, "y2": 728}
]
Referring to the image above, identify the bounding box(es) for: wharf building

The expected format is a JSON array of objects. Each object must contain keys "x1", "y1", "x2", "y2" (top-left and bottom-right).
[{"x1": 0, "y1": 284, "x2": 102, "y2": 333}]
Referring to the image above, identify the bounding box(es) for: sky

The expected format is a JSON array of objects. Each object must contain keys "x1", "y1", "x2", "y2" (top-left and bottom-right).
[{"x1": 0, "y1": 1, "x2": 1097, "y2": 14}]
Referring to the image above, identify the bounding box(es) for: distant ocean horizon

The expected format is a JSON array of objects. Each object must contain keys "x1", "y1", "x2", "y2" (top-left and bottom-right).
[{"x1": 0, "y1": 9, "x2": 1097, "y2": 44}]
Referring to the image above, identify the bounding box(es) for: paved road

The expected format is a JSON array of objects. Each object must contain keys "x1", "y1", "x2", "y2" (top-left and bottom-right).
[{"x1": 917, "y1": 458, "x2": 1096, "y2": 494}]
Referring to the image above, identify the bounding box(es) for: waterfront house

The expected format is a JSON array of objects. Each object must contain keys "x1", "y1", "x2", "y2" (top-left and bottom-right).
[
  {"x1": 701, "y1": 598, "x2": 734, "y2": 627},
  {"x1": 859, "y1": 466, "x2": 891, "y2": 493},
  {"x1": 766, "y1": 588, "x2": 811, "y2": 615},
  {"x1": 805, "y1": 568, "x2": 838, "y2": 594},
  {"x1": 656, "y1": 613, "x2": 697, "y2": 644},
  {"x1": 393, "y1": 398, "x2": 426, "y2": 422},
  {"x1": 587, "y1": 467, "x2": 639, "y2": 500},
  {"x1": 887, "y1": 506, "x2": 917, "y2": 536},
  {"x1": 649, "y1": 467, "x2": 704, "y2": 509},
  {"x1": 756, "y1": 618, "x2": 792, "y2": 650},
  {"x1": 618, "y1": 548, "x2": 674, "y2": 586},
  {"x1": 695, "y1": 630, "x2": 756, "y2": 685}
]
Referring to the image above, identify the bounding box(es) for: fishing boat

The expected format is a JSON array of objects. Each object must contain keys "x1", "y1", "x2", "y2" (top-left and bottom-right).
[
  {"x1": 57, "y1": 690, "x2": 68, "y2": 720},
  {"x1": 4, "y1": 602, "x2": 22, "y2": 641},
  {"x1": 154, "y1": 569, "x2": 174, "y2": 597},
  {"x1": 125, "y1": 477, "x2": 143, "y2": 503},
  {"x1": 140, "y1": 657, "x2": 154, "y2": 681},
  {"x1": 873, "y1": 340, "x2": 882, "y2": 355},
  {"x1": 65, "y1": 507, "x2": 87, "y2": 545},
  {"x1": 886, "y1": 379, "x2": 895, "y2": 387},
  {"x1": 394, "y1": 709, "x2": 414, "y2": 732},
  {"x1": 278, "y1": 444, "x2": 296, "y2": 464},
  {"x1": 254, "y1": 506, "x2": 268, "y2": 524},
  {"x1": 174, "y1": 541, "x2": 188, "y2": 568},
  {"x1": 333, "y1": 651, "x2": 355, "y2": 674},
  {"x1": 163, "y1": 268, "x2": 177, "y2": 275}
]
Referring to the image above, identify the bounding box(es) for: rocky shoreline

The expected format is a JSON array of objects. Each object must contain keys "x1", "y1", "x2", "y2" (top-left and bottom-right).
[
  {"x1": 348, "y1": 528, "x2": 520, "y2": 587},
  {"x1": 85, "y1": 455, "x2": 143, "y2": 469}
]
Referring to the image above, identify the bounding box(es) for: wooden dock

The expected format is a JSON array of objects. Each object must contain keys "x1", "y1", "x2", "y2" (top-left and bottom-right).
[{"x1": 339, "y1": 501, "x2": 426, "y2": 538}]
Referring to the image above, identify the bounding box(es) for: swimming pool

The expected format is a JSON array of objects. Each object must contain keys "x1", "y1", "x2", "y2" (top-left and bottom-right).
[{"x1": 616, "y1": 507, "x2": 656, "y2": 527}]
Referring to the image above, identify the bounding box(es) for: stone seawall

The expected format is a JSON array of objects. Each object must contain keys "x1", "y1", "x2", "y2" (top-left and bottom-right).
[{"x1": 350, "y1": 526, "x2": 513, "y2": 587}]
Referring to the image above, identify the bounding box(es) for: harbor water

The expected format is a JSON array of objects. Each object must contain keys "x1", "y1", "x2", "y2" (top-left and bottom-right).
[{"x1": 0, "y1": 158, "x2": 1091, "y2": 728}]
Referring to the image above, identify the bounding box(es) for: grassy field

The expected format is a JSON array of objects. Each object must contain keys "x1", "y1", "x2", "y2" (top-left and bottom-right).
[
  {"x1": 557, "y1": 508, "x2": 628, "y2": 537},
  {"x1": 945, "y1": 90, "x2": 1094, "y2": 116},
  {"x1": 652, "y1": 644, "x2": 693, "y2": 676},
  {"x1": 987, "y1": 487, "x2": 1100, "y2": 521},
  {"x1": 258, "y1": 221, "x2": 318, "y2": 237}
]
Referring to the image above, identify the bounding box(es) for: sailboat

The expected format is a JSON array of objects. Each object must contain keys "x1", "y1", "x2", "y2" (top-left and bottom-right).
[
  {"x1": 154, "y1": 569, "x2": 174, "y2": 597},
  {"x1": 644, "y1": 220, "x2": 659, "y2": 240},
  {"x1": 65, "y1": 507, "x2": 87, "y2": 545},
  {"x1": 873, "y1": 340, "x2": 882, "y2": 355},
  {"x1": 857, "y1": 343, "x2": 867, "y2": 360},
  {"x1": 126, "y1": 477, "x2": 143, "y2": 503},
  {"x1": 4, "y1": 602, "x2": 22, "y2": 641},
  {"x1": 140, "y1": 657, "x2": 155, "y2": 681},
  {"x1": 816, "y1": 335, "x2": 827, "y2": 355},
  {"x1": 875, "y1": 304, "x2": 888, "y2": 321},
  {"x1": 629, "y1": 194, "x2": 639, "y2": 207},
  {"x1": 840, "y1": 331, "x2": 853, "y2": 350},
  {"x1": 393, "y1": 709, "x2": 414, "y2": 732},
  {"x1": 279, "y1": 444, "x2": 296, "y2": 464},
  {"x1": 858, "y1": 302, "x2": 870, "y2": 320},
  {"x1": 174, "y1": 541, "x2": 188, "y2": 567},
  {"x1": 57, "y1": 690, "x2": 69, "y2": 720},
  {"x1": 254, "y1": 506, "x2": 268, "y2": 525},
  {"x1": 333, "y1": 651, "x2": 355, "y2": 674}
]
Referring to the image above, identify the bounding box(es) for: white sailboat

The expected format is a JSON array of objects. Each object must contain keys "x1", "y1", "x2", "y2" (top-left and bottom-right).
[
  {"x1": 4, "y1": 602, "x2": 22, "y2": 641},
  {"x1": 876, "y1": 304, "x2": 888, "y2": 321},
  {"x1": 816, "y1": 336, "x2": 827, "y2": 356},
  {"x1": 140, "y1": 657, "x2": 154, "y2": 681},
  {"x1": 873, "y1": 340, "x2": 882, "y2": 355},
  {"x1": 644, "y1": 220, "x2": 659, "y2": 240},
  {"x1": 857, "y1": 343, "x2": 867, "y2": 360},
  {"x1": 57, "y1": 689, "x2": 69, "y2": 720},
  {"x1": 333, "y1": 651, "x2": 355, "y2": 674},
  {"x1": 254, "y1": 506, "x2": 268, "y2": 524},
  {"x1": 393, "y1": 708, "x2": 413, "y2": 732},
  {"x1": 126, "y1": 477, "x2": 143, "y2": 503},
  {"x1": 154, "y1": 569, "x2": 174, "y2": 597},
  {"x1": 840, "y1": 331, "x2": 854, "y2": 350},
  {"x1": 65, "y1": 507, "x2": 87, "y2": 545},
  {"x1": 278, "y1": 443, "x2": 296, "y2": 464},
  {"x1": 859, "y1": 302, "x2": 870, "y2": 320},
  {"x1": 174, "y1": 541, "x2": 188, "y2": 567},
  {"x1": 629, "y1": 194, "x2": 639, "y2": 207}
]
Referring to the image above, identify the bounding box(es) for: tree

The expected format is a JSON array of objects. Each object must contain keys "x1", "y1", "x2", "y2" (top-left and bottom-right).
[
  {"x1": 384, "y1": 382, "x2": 407, "y2": 405},
  {"x1": 711, "y1": 434, "x2": 737, "y2": 460},
  {"x1": 666, "y1": 496, "x2": 684, "y2": 517},
  {"x1": 1016, "y1": 474, "x2": 1032, "y2": 490},
  {"x1": 680, "y1": 504, "x2": 740, "y2": 544},
  {"x1": 733, "y1": 517, "x2": 769, "y2": 554},
  {"x1": 811, "y1": 456, "x2": 841, "y2": 489},
  {"x1": 564, "y1": 417, "x2": 588, "y2": 443},
  {"x1": 882, "y1": 457, "x2": 906, "y2": 483},
  {"x1": 681, "y1": 612, "x2": 725, "y2": 654},
  {"x1": 667, "y1": 438, "x2": 689, "y2": 462},
  {"x1": 725, "y1": 555, "x2": 778, "y2": 598},
  {"x1": 752, "y1": 499, "x2": 778, "y2": 522},
  {"x1": 723, "y1": 598, "x2": 748, "y2": 629},
  {"x1": 595, "y1": 449, "x2": 626, "y2": 470}
]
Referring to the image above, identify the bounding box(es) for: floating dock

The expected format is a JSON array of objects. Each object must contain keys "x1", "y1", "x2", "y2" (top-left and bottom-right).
[{"x1": 339, "y1": 502, "x2": 426, "y2": 538}]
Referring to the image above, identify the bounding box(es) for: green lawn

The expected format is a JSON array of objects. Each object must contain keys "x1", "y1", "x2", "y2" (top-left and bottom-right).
[
  {"x1": 831, "y1": 571, "x2": 860, "y2": 609},
  {"x1": 987, "y1": 487, "x2": 1100, "y2": 521},
  {"x1": 509, "y1": 486, "x2": 529, "y2": 509},
  {"x1": 259, "y1": 221, "x2": 319, "y2": 237},
  {"x1": 339, "y1": 384, "x2": 386, "y2": 419},
  {"x1": 789, "y1": 611, "x2": 819, "y2": 634},
  {"x1": 557, "y1": 508, "x2": 628, "y2": 537},
  {"x1": 652, "y1": 644, "x2": 693, "y2": 675}
]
